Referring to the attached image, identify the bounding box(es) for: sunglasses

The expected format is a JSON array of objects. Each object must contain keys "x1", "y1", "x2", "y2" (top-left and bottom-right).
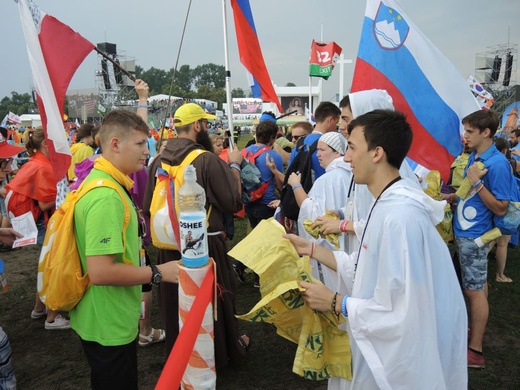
[
  {"x1": 292, "y1": 135, "x2": 304, "y2": 141},
  {"x1": 0, "y1": 158, "x2": 13, "y2": 170}
]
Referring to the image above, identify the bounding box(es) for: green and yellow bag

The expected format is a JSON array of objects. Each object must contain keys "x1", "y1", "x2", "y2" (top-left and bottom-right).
[
  {"x1": 149, "y1": 149, "x2": 209, "y2": 250},
  {"x1": 37, "y1": 178, "x2": 131, "y2": 311}
]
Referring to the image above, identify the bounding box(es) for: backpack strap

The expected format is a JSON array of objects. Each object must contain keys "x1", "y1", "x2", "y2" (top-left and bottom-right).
[{"x1": 77, "y1": 179, "x2": 133, "y2": 265}]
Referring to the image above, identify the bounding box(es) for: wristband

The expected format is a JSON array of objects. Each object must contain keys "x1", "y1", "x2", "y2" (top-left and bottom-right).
[
  {"x1": 331, "y1": 292, "x2": 340, "y2": 317},
  {"x1": 475, "y1": 183, "x2": 484, "y2": 194},
  {"x1": 229, "y1": 163, "x2": 241, "y2": 172},
  {"x1": 472, "y1": 179, "x2": 482, "y2": 188},
  {"x1": 292, "y1": 184, "x2": 302, "y2": 191},
  {"x1": 309, "y1": 242, "x2": 315, "y2": 259},
  {"x1": 340, "y1": 220, "x2": 349, "y2": 233},
  {"x1": 137, "y1": 104, "x2": 148, "y2": 109},
  {"x1": 229, "y1": 161, "x2": 241, "y2": 166},
  {"x1": 341, "y1": 294, "x2": 349, "y2": 317},
  {"x1": 337, "y1": 209, "x2": 345, "y2": 220}
]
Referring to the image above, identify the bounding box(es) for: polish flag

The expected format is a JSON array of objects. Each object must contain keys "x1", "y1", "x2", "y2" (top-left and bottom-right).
[{"x1": 18, "y1": 0, "x2": 95, "y2": 183}]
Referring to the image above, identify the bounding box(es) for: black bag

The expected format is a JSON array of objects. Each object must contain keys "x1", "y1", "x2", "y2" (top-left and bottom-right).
[{"x1": 279, "y1": 137, "x2": 319, "y2": 220}]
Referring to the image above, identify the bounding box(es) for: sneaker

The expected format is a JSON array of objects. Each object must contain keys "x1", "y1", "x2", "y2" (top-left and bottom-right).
[
  {"x1": 468, "y1": 348, "x2": 485, "y2": 369},
  {"x1": 232, "y1": 263, "x2": 245, "y2": 283},
  {"x1": 31, "y1": 308, "x2": 48, "y2": 319},
  {"x1": 45, "y1": 314, "x2": 70, "y2": 330}
]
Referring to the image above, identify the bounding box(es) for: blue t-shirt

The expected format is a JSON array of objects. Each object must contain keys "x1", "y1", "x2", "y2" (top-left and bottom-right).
[
  {"x1": 245, "y1": 144, "x2": 283, "y2": 205},
  {"x1": 288, "y1": 133, "x2": 325, "y2": 179},
  {"x1": 454, "y1": 144, "x2": 512, "y2": 238}
]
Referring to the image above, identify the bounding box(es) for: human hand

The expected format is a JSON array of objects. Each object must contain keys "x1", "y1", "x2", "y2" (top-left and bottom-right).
[
  {"x1": 134, "y1": 79, "x2": 149, "y2": 101},
  {"x1": 512, "y1": 149, "x2": 520, "y2": 157},
  {"x1": 268, "y1": 199, "x2": 280, "y2": 209},
  {"x1": 282, "y1": 233, "x2": 312, "y2": 256},
  {"x1": 288, "y1": 172, "x2": 301, "y2": 187},
  {"x1": 299, "y1": 280, "x2": 335, "y2": 312},
  {"x1": 466, "y1": 162, "x2": 487, "y2": 185},
  {"x1": 158, "y1": 260, "x2": 181, "y2": 283},
  {"x1": 0, "y1": 228, "x2": 22, "y2": 246},
  {"x1": 312, "y1": 212, "x2": 342, "y2": 235},
  {"x1": 266, "y1": 154, "x2": 277, "y2": 172},
  {"x1": 228, "y1": 148, "x2": 243, "y2": 165}
]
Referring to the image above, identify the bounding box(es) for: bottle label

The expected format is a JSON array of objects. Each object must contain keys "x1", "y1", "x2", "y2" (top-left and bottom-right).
[{"x1": 179, "y1": 211, "x2": 209, "y2": 268}]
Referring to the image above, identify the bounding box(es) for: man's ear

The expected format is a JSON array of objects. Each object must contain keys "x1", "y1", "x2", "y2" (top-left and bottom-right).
[
  {"x1": 372, "y1": 146, "x2": 386, "y2": 164},
  {"x1": 482, "y1": 128, "x2": 492, "y2": 139}
]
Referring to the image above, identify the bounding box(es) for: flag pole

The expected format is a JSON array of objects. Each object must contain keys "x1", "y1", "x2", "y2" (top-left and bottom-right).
[
  {"x1": 93, "y1": 47, "x2": 136, "y2": 82},
  {"x1": 221, "y1": 0, "x2": 235, "y2": 150}
]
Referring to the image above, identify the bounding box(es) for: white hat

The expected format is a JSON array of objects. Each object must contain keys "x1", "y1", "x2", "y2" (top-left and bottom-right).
[
  {"x1": 349, "y1": 89, "x2": 394, "y2": 118},
  {"x1": 319, "y1": 132, "x2": 346, "y2": 155}
]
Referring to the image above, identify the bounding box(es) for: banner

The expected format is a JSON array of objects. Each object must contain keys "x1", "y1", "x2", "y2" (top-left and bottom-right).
[{"x1": 309, "y1": 40, "x2": 343, "y2": 80}]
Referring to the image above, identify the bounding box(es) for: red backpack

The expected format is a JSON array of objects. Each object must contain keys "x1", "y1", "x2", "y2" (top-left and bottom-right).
[{"x1": 240, "y1": 146, "x2": 272, "y2": 204}]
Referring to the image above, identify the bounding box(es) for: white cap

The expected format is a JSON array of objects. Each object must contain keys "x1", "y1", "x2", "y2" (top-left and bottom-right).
[{"x1": 320, "y1": 132, "x2": 346, "y2": 155}]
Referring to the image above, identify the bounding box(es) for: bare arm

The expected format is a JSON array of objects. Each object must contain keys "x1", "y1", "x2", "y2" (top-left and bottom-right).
[
  {"x1": 87, "y1": 255, "x2": 180, "y2": 285},
  {"x1": 266, "y1": 154, "x2": 283, "y2": 190},
  {"x1": 135, "y1": 79, "x2": 149, "y2": 123},
  {"x1": 467, "y1": 163, "x2": 508, "y2": 216},
  {"x1": 287, "y1": 172, "x2": 307, "y2": 207}
]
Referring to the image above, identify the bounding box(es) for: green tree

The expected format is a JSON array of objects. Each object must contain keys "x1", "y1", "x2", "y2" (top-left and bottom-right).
[
  {"x1": 0, "y1": 92, "x2": 37, "y2": 121},
  {"x1": 138, "y1": 67, "x2": 169, "y2": 95},
  {"x1": 232, "y1": 88, "x2": 245, "y2": 98},
  {"x1": 173, "y1": 64, "x2": 193, "y2": 93},
  {"x1": 192, "y1": 64, "x2": 225, "y2": 89},
  {"x1": 196, "y1": 85, "x2": 226, "y2": 108}
]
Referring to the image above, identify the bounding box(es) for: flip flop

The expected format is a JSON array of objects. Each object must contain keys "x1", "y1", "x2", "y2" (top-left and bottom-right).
[
  {"x1": 495, "y1": 276, "x2": 513, "y2": 283},
  {"x1": 238, "y1": 334, "x2": 251, "y2": 351},
  {"x1": 139, "y1": 328, "x2": 166, "y2": 347}
]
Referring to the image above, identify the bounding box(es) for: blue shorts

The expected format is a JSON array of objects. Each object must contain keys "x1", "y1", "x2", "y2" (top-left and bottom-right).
[{"x1": 455, "y1": 236, "x2": 488, "y2": 290}]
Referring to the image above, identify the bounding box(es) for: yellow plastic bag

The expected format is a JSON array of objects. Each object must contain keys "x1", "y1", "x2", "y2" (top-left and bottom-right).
[
  {"x1": 229, "y1": 218, "x2": 352, "y2": 381},
  {"x1": 423, "y1": 170, "x2": 453, "y2": 244},
  {"x1": 303, "y1": 212, "x2": 340, "y2": 249}
]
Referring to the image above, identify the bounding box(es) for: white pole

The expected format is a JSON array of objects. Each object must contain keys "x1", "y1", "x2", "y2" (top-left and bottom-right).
[
  {"x1": 308, "y1": 76, "x2": 312, "y2": 114},
  {"x1": 221, "y1": 0, "x2": 235, "y2": 150},
  {"x1": 337, "y1": 54, "x2": 353, "y2": 101}
]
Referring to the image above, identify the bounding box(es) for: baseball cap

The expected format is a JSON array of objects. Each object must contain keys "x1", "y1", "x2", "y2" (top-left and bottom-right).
[
  {"x1": 173, "y1": 103, "x2": 216, "y2": 126},
  {"x1": 0, "y1": 128, "x2": 23, "y2": 158},
  {"x1": 319, "y1": 132, "x2": 346, "y2": 155}
]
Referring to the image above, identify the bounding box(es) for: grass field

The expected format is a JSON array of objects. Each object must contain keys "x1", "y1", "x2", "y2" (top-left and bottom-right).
[{"x1": 1, "y1": 135, "x2": 519, "y2": 388}]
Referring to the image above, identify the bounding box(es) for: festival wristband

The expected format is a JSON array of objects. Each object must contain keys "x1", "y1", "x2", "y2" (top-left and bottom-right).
[
  {"x1": 472, "y1": 179, "x2": 482, "y2": 188},
  {"x1": 292, "y1": 184, "x2": 302, "y2": 191},
  {"x1": 331, "y1": 292, "x2": 339, "y2": 316},
  {"x1": 229, "y1": 163, "x2": 241, "y2": 172},
  {"x1": 137, "y1": 104, "x2": 148, "y2": 109},
  {"x1": 475, "y1": 183, "x2": 484, "y2": 194},
  {"x1": 309, "y1": 242, "x2": 315, "y2": 258},
  {"x1": 342, "y1": 295, "x2": 349, "y2": 317},
  {"x1": 340, "y1": 220, "x2": 349, "y2": 233}
]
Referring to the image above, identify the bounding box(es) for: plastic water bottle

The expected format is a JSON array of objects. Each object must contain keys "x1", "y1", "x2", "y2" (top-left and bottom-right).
[
  {"x1": 178, "y1": 165, "x2": 209, "y2": 268},
  {"x1": 0, "y1": 259, "x2": 8, "y2": 292}
]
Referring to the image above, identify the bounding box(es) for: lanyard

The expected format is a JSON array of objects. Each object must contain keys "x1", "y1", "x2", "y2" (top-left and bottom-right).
[{"x1": 353, "y1": 176, "x2": 401, "y2": 281}]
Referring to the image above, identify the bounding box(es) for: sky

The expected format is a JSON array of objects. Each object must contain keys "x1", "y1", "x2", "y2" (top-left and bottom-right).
[{"x1": 2, "y1": 0, "x2": 519, "y2": 103}]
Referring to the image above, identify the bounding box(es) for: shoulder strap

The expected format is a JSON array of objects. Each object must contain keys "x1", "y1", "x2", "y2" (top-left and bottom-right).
[
  {"x1": 77, "y1": 179, "x2": 133, "y2": 264},
  {"x1": 309, "y1": 138, "x2": 319, "y2": 153}
]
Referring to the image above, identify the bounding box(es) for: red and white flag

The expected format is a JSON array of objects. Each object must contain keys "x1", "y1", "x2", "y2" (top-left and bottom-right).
[{"x1": 17, "y1": 0, "x2": 94, "y2": 182}]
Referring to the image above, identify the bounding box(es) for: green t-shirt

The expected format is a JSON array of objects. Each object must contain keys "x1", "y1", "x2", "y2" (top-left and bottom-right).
[{"x1": 70, "y1": 169, "x2": 141, "y2": 346}]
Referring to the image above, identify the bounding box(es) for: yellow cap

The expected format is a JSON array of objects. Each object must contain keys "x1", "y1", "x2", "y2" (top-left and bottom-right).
[{"x1": 174, "y1": 103, "x2": 216, "y2": 126}]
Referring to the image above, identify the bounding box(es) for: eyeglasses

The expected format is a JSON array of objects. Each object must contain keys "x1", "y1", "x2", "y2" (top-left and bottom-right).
[
  {"x1": 292, "y1": 135, "x2": 304, "y2": 141},
  {"x1": 0, "y1": 158, "x2": 13, "y2": 170}
]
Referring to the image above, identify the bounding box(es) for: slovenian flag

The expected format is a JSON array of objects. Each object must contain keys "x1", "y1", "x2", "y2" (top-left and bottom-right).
[
  {"x1": 352, "y1": 0, "x2": 479, "y2": 180},
  {"x1": 18, "y1": 0, "x2": 94, "y2": 183},
  {"x1": 231, "y1": 0, "x2": 283, "y2": 112}
]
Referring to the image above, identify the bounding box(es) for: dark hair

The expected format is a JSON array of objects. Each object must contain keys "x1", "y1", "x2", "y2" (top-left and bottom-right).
[
  {"x1": 348, "y1": 109, "x2": 413, "y2": 170},
  {"x1": 255, "y1": 121, "x2": 278, "y2": 144},
  {"x1": 494, "y1": 137, "x2": 511, "y2": 159},
  {"x1": 512, "y1": 129, "x2": 520, "y2": 137},
  {"x1": 462, "y1": 110, "x2": 499, "y2": 137},
  {"x1": 76, "y1": 123, "x2": 94, "y2": 142},
  {"x1": 339, "y1": 95, "x2": 350, "y2": 109},
  {"x1": 314, "y1": 102, "x2": 341, "y2": 123}
]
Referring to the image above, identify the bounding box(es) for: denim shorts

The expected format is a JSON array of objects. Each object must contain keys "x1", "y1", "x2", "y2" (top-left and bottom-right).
[{"x1": 455, "y1": 236, "x2": 488, "y2": 290}]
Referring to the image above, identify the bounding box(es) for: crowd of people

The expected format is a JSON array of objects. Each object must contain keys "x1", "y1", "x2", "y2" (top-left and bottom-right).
[{"x1": 0, "y1": 77, "x2": 519, "y2": 389}]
